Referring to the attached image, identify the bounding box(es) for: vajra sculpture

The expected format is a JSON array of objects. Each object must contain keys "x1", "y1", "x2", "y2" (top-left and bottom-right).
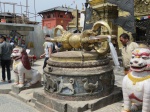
[{"x1": 45, "y1": 20, "x2": 116, "y2": 55}]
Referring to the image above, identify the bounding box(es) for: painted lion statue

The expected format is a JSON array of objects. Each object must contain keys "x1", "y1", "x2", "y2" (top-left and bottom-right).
[
  {"x1": 122, "y1": 46, "x2": 150, "y2": 112},
  {"x1": 11, "y1": 46, "x2": 41, "y2": 87}
]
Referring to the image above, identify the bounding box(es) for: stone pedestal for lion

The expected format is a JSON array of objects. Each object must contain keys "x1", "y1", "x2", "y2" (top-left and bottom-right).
[{"x1": 33, "y1": 51, "x2": 122, "y2": 112}]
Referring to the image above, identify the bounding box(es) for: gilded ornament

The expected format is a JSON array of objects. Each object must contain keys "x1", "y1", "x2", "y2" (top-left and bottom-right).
[
  {"x1": 46, "y1": 20, "x2": 116, "y2": 55},
  {"x1": 128, "y1": 72, "x2": 150, "y2": 85}
]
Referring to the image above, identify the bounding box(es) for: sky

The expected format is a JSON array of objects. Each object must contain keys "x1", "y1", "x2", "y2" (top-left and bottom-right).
[{"x1": 0, "y1": 0, "x2": 85, "y2": 23}]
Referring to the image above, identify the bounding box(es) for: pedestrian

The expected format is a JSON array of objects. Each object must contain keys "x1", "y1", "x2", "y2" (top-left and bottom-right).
[
  {"x1": 0, "y1": 36, "x2": 13, "y2": 83},
  {"x1": 20, "y1": 40, "x2": 27, "y2": 50},
  {"x1": 40, "y1": 34, "x2": 54, "y2": 84},
  {"x1": 55, "y1": 42, "x2": 62, "y2": 52},
  {"x1": 119, "y1": 33, "x2": 138, "y2": 75},
  {"x1": 40, "y1": 34, "x2": 54, "y2": 69}
]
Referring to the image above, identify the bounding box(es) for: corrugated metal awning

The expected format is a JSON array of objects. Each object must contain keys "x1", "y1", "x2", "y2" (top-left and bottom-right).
[{"x1": 136, "y1": 19, "x2": 150, "y2": 30}]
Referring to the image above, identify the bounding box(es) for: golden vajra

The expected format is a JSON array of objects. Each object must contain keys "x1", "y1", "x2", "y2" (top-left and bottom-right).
[{"x1": 46, "y1": 20, "x2": 116, "y2": 55}]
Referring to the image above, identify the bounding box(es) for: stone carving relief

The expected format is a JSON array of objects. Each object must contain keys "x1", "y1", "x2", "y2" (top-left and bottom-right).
[
  {"x1": 86, "y1": 10, "x2": 101, "y2": 24},
  {"x1": 57, "y1": 77, "x2": 75, "y2": 95},
  {"x1": 134, "y1": 0, "x2": 150, "y2": 15},
  {"x1": 45, "y1": 76, "x2": 58, "y2": 92},
  {"x1": 82, "y1": 78, "x2": 98, "y2": 94},
  {"x1": 142, "y1": 0, "x2": 150, "y2": 4}
]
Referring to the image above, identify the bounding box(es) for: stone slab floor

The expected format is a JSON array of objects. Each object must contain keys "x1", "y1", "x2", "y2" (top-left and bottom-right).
[{"x1": 0, "y1": 94, "x2": 39, "y2": 112}]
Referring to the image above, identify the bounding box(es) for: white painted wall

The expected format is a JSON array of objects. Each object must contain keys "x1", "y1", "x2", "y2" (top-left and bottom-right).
[
  {"x1": 26, "y1": 25, "x2": 56, "y2": 59},
  {"x1": 25, "y1": 25, "x2": 45, "y2": 58}
]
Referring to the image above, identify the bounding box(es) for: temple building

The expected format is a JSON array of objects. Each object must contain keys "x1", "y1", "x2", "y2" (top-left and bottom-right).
[
  {"x1": 87, "y1": 0, "x2": 150, "y2": 46},
  {"x1": 38, "y1": 6, "x2": 80, "y2": 30}
]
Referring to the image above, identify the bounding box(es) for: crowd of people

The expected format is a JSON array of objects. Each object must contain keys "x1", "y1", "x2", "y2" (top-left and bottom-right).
[
  {"x1": 0, "y1": 33, "x2": 62, "y2": 84},
  {"x1": 0, "y1": 32, "x2": 139, "y2": 85}
]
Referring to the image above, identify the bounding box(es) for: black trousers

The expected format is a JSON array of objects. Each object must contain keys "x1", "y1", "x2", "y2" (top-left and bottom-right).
[
  {"x1": 1, "y1": 60, "x2": 11, "y2": 81},
  {"x1": 43, "y1": 57, "x2": 49, "y2": 69}
]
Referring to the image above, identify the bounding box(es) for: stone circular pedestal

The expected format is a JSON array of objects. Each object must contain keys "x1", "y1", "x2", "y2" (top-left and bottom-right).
[{"x1": 44, "y1": 51, "x2": 114, "y2": 101}]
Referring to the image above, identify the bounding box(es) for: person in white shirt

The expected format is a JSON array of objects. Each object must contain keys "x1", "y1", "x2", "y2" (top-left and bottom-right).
[{"x1": 40, "y1": 35, "x2": 53, "y2": 69}]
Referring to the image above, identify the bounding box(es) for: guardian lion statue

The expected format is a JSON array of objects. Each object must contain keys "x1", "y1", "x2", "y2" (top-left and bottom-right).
[
  {"x1": 11, "y1": 46, "x2": 41, "y2": 87},
  {"x1": 122, "y1": 46, "x2": 150, "y2": 112}
]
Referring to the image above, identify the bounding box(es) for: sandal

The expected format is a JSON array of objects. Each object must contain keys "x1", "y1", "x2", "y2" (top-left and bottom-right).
[
  {"x1": 1, "y1": 80, "x2": 5, "y2": 82},
  {"x1": 8, "y1": 80, "x2": 11, "y2": 83}
]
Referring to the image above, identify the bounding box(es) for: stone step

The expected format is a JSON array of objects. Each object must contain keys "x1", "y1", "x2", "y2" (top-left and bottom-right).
[
  {"x1": 84, "y1": 101, "x2": 142, "y2": 112},
  {"x1": 35, "y1": 101, "x2": 57, "y2": 112},
  {"x1": 33, "y1": 86, "x2": 122, "y2": 112}
]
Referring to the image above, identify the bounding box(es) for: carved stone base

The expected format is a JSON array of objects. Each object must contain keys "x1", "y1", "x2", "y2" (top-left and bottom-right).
[
  {"x1": 44, "y1": 51, "x2": 115, "y2": 101},
  {"x1": 33, "y1": 86, "x2": 122, "y2": 112},
  {"x1": 11, "y1": 82, "x2": 42, "y2": 94}
]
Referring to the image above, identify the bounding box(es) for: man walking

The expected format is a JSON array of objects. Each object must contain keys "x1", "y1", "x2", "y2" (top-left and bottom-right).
[
  {"x1": 0, "y1": 36, "x2": 13, "y2": 83},
  {"x1": 119, "y1": 33, "x2": 138, "y2": 75},
  {"x1": 40, "y1": 34, "x2": 54, "y2": 69},
  {"x1": 40, "y1": 35, "x2": 54, "y2": 85}
]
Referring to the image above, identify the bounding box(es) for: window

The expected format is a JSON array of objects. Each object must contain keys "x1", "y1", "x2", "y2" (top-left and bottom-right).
[
  {"x1": 60, "y1": 15, "x2": 63, "y2": 18},
  {"x1": 47, "y1": 15, "x2": 50, "y2": 18},
  {"x1": 51, "y1": 14, "x2": 53, "y2": 18}
]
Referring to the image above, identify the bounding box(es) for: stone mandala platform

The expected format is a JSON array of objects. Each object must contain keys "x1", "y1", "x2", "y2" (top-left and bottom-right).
[
  {"x1": 33, "y1": 51, "x2": 123, "y2": 111},
  {"x1": 44, "y1": 51, "x2": 115, "y2": 100}
]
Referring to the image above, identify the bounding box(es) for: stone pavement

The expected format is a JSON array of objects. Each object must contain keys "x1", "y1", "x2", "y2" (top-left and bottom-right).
[
  {"x1": 0, "y1": 59, "x2": 141, "y2": 112},
  {"x1": 0, "y1": 94, "x2": 39, "y2": 112},
  {"x1": 0, "y1": 59, "x2": 44, "y2": 112}
]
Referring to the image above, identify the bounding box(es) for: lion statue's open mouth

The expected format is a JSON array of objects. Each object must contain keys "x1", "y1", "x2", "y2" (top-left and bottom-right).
[{"x1": 130, "y1": 65, "x2": 147, "y2": 72}]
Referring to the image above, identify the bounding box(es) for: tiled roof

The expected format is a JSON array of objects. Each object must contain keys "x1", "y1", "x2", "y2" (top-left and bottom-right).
[{"x1": 38, "y1": 6, "x2": 75, "y2": 14}]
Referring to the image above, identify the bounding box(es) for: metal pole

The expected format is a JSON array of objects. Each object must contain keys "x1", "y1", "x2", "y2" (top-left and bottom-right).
[
  {"x1": 13, "y1": 4, "x2": 15, "y2": 23},
  {"x1": 76, "y1": 9, "x2": 78, "y2": 31},
  {"x1": 26, "y1": 0, "x2": 28, "y2": 17},
  {"x1": 0, "y1": 2, "x2": 2, "y2": 12},
  {"x1": 83, "y1": 0, "x2": 89, "y2": 31},
  {"x1": 20, "y1": 2, "x2": 22, "y2": 16},
  {"x1": 34, "y1": 0, "x2": 36, "y2": 21},
  {"x1": 3, "y1": 3, "x2": 5, "y2": 19}
]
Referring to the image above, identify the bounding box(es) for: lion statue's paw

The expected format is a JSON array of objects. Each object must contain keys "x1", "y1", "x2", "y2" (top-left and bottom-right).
[
  {"x1": 131, "y1": 105, "x2": 138, "y2": 111},
  {"x1": 25, "y1": 83, "x2": 31, "y2": 87},
  {"x1": 131, "y1": 103, "x2": 142, "y2": 111},
  {"x1": 17, "y1": 84, "x2": 24, "y2": 88},
  {"x1": 13, "y1": 82, "x2": 18, "y2": 85},
  {"x1": 121, "y1": 110, "x2": 130, "y2": 112}
]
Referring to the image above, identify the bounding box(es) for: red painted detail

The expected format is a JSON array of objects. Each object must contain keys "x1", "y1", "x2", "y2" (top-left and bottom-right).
[
  {"x1": 132, "y1": 52, "x2": 150, "y2": 57},
  {"x1": 129, "y1": 93, "x2": 143, "y2": 102}
]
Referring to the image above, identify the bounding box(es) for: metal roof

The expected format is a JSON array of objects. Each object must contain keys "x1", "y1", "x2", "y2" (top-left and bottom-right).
[
  {"x1": 136, "y1": 19, "x2": 150, "y2": 30},
  {"x1": 0, "y1": 13, "x2": 15, "y2": 17},
  {"x1": 38, "y1": 6, "x2": 75, "y2": 14}
]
